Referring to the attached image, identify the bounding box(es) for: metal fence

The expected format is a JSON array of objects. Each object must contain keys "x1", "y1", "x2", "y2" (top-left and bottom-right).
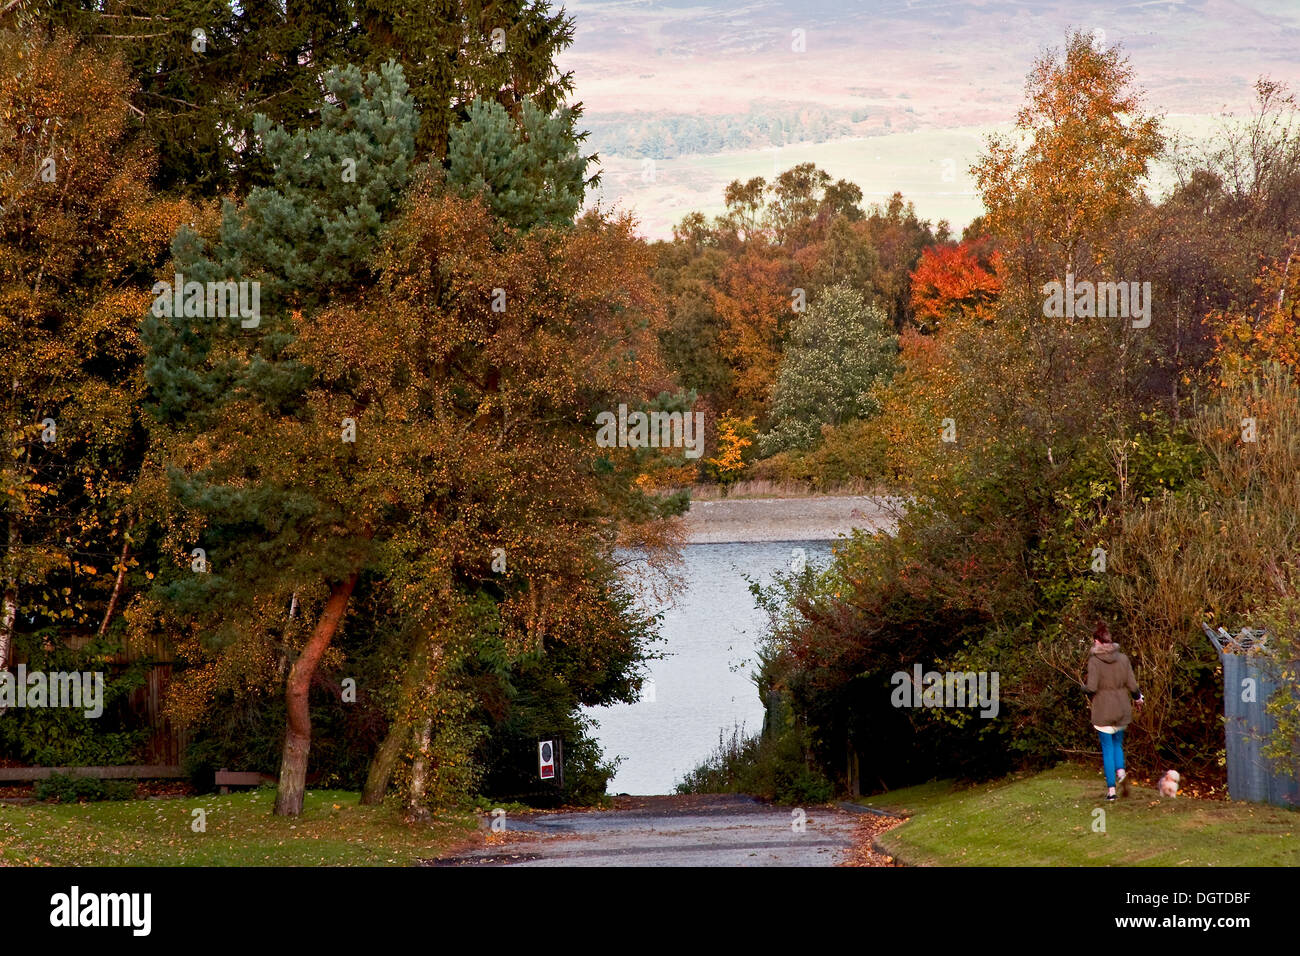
[{"x1": 1203, "y1": 623, "x2": 1300, "y2": 807}]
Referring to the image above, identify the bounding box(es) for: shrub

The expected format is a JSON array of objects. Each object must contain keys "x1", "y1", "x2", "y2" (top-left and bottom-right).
[
  {"x1": 675, "y1": 723, "x2": 834, "y2": 805},
  {"x1": 35, "y1": 773, "x2": 136, "y2": 803},
  {"x1": 752, "y1": 418, "x2": 890, "y2": 486},
  {"x1": 0, "y1": 633, "x2": 149, "y2": 767}
]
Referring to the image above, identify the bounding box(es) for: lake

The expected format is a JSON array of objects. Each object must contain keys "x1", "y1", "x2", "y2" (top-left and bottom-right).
[{"x1": 586, "y1": 539, "x2": 835, "y2": 795}]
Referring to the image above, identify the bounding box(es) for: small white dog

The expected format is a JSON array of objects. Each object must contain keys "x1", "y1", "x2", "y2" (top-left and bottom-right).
[{"x1": 1157, "y1": 770, "x2": 1181, "y2": 798}]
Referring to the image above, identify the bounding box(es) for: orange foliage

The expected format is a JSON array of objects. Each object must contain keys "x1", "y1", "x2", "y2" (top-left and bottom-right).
[
  {"x1": 704, "y1": 412, "x2": 756, "y2": 484},
  {"x1": 1211, "y1": 247, "x2": 1300, "y2": 383},
  {"x1": 909, "y1": 239, "x2": 1003, "y2": 331},
  {"x1": 711, "y1": 250, "x2": 791, "y2": 415}
]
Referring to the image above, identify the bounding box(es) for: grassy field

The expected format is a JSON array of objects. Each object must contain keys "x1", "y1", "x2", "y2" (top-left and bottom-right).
[
  {"x1": 0, "y1": 788, "x2": 476, "y2": 866},
  {"x1": 859, "y1": 764, "x2": 1300, "y2": 866},
  {"x1": 589, "y1": 115, "x2": 1229, "y2": 241}
]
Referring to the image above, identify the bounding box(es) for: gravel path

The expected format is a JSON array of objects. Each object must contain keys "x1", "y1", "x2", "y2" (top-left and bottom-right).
[
  {"x1": 682, "y1": 495, "x2": 903, "y2": 543},
  {"x1": 430, "y1": 795, "x2": 861, "y2": 867}
]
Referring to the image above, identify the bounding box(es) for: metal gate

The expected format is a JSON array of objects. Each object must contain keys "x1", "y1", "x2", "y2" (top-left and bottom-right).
[{"x1": 1203, "y1": 623, "x2": 1300, "y2": 807}]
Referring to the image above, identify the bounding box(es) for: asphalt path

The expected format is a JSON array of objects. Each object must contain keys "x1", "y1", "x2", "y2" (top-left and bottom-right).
[{"x1": 429, "y1": 794, "x2": 862, "y2": 867}]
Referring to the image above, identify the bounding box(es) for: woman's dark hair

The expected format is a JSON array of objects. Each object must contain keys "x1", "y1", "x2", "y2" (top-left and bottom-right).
[{"x1": 1094, "y1": 621, "x2": 1114, "y2": 643}]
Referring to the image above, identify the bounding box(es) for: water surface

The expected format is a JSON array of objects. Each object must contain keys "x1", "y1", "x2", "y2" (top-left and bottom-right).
[{"x1": 586, "y1": 540, "x2": 834, "y2": 795}]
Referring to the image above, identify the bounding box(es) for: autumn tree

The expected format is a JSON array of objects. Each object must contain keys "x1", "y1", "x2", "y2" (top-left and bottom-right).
[
  {"x1": 1134, "y1": 80, "x2": 1300, "y2": 408},
  {"x1": 859, "y1": 192, "x2": 943, "y2": 330},
  {"x1": 798, "y1": 214, "x2": 880, "y2": 307},
  {"x1": 714, "y1": 162, "x2": 862, "y2": 250},
  {"x1": 909, "y1": 237, "x2": 1002, "y2": 332},
  {"x1": 652, "y1": 233, "x2": 733, "y2": 402},
  {"x1": 0, "y1": 30, "x2": 193, "y2": 670},
  {"x1": 711, "y1": 249, "x2": 792, "y2": 419},
  {"x1": 973, "y1": 29, "x2": 1163, "y2": 293},
  {"x1": 349, "y1": 185, "x2": 682, "y2": 812},
  {"x1": 764, "y1": 162, "x2": 863, "y2": 250},
  {"x1": 1211, "y1": 245, "x2": 1300, "y2": 381},
  {"x1": 704, "y1": 413, "x2": 756, "y2": 487},
  {"x1": 142, "y1": 62, "x2": 419, "y2": 816}
]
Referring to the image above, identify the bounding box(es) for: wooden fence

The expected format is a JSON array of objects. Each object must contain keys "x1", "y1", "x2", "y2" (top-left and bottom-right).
[
  {"x1": 122, "y1": 633, "x2": 190, "y2": 765},
  {"x1": 0, "y1": 765, "x2": 183, "y2": 782},
  {"x1": 6, "y1": 631, "x2": 189, "y2": 768}
]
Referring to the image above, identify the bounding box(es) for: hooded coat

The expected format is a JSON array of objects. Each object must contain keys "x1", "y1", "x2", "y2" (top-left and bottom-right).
[{"x1": 1086, "y1": 643, "x2": 1140, "y2": 729}]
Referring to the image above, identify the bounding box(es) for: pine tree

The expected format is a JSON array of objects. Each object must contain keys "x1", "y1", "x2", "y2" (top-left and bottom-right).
[
  {"x1": 357, "y1": 0, "x2": 578, "y2": 159},
  {"x1": 447, "y1": 96, "x2": 591, "y2": 230},
  {"x1": 34, "y1": 0, "x2": 580, "y2": 192},
  {"x1": 142, "y1": 61, "x2": 418, "y2": 816}
]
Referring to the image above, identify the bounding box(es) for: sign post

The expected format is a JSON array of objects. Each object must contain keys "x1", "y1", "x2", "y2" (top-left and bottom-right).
[{"x1": 538, "y1": 737, "x2": 563, "y2": 788}]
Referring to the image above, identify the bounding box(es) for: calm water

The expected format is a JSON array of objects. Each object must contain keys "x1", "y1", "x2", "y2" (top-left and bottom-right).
[{"x1": 586, "y1": 540, "x2": 834, "y2": 795}]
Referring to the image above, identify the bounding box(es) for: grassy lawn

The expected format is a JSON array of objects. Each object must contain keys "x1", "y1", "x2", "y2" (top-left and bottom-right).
[
  {"x1": 0, "y1": 788, "x2": 477, "y2": 866},
  {"x1": 858, "y1": 764, "x2": 1300, "y2": 866}
]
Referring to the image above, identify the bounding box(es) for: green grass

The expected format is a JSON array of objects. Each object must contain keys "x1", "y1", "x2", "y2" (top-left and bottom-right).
[
  {"x1": 859, "y1": 764, "x2": 1300, "y2": 866},
  {"x1": 0, "y1": 788, "x2": 477, "y2": 866}
]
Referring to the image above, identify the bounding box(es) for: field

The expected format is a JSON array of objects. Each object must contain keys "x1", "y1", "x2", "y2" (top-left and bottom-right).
[
  {"x1": 858, "y1": 764, "x2": 1300, "y2": 866},
  {"x1": 589, "y1": 114, "x2": 1231, "y2": 239},
  {"x1": 561, "y1": 0, "x2": 1297, "y2": 239},
  {"x1": 0, "y1": 790, "x2": 476, "y2": 866}
]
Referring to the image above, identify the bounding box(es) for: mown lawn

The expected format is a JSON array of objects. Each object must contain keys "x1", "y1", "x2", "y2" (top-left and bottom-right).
[
  {"x1": 858, "y1": 764, "x2": 1300, "y2": 866},
  {"x1": 0, "y1": 788, "x2": 477, "y2": 866}
]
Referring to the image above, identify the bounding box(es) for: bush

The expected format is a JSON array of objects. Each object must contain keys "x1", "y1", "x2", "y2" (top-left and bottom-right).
[
  {"x1": 35, "y1": 773, "x2": 136, "y2": 803},
  {"x1": 752, "y1": 418, "x2": 890, "y2": 486},
  {"x1": 0, "y1": 633, "x2": 149, "y2": 767},
  {"x1": 675, "y1": 723, "x2": 834, "y2": 805}
]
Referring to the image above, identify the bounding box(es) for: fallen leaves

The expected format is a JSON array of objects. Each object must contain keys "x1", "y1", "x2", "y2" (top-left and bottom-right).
[{"x1": 838, "y1": 813, "x2": 908, "y2": 867}]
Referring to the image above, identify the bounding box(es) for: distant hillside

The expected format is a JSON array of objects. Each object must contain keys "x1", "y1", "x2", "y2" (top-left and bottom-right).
[
  {"x1": 585, "y1": 104, "x2": 862, "y2": 159},
  {"x1": 561, "y1": 0, "x2": 1300, "y2": 239}
]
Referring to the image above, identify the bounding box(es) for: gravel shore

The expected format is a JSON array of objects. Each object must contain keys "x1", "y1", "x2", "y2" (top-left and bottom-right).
[{"x1": 681, "y1": 495, "x2": 902, "y2": 543}]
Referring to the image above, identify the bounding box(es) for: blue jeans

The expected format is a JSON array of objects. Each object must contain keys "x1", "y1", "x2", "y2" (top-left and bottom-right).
[{"x1": 1098, "y1": 728, "x2": 1125, "y2": 788}]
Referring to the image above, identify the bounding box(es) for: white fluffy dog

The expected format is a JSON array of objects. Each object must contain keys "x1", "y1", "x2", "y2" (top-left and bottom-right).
[{"x1": 1157, "y1": 770, "x2": 1181, "y2": 798}]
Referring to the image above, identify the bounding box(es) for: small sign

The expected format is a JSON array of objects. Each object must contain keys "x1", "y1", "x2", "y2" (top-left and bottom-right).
[{"x1": 539, "y1": 739, "x2": 556, "y2": 780}]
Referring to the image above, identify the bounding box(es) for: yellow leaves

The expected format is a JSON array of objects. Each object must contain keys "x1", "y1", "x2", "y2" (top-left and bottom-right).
[{"x1": 705, "y1": 412, "x2": 756, "y2": 483}]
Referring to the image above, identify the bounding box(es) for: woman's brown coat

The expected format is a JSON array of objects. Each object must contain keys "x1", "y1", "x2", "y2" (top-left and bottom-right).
[{"x1": 1086, "y1": 644, "x2": 1140, "y2": 728}]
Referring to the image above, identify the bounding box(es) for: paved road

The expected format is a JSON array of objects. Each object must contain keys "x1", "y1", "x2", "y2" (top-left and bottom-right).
[{"x1": 431, "y1": 795, "x2": 861, "y2": 867}]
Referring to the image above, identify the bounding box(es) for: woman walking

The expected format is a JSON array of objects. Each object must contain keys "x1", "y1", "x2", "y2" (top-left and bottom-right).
[{"x1": 1086, "y1": 622, "x2": 1144, "y2": 800}]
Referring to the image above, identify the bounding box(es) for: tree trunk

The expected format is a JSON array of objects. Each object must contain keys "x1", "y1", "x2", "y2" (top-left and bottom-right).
[
  {"x1": 0, "y1": 586, "x2": 14, "y2": 673},
  {"x1": 96, "y1": 523, "x2": 135, "y2": 638},
  {"x1": 273, "y1": 573, "x2": 358, "y2": 817},
  {"x1": 0, "y1": 514, "x2": 17, "y2": 672},
  {"x1": 403, "y1": 645, "x2": 445, "y2": 816},
  {"x1": 361, "y1": 636, "x2": 437, "y2": 805},
  {"x1": 405, "y1": 715, "x2": 435, "y2": 820},
  {"x1": 361, "y1": 709, "x2": 410, "y2": 805}
]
